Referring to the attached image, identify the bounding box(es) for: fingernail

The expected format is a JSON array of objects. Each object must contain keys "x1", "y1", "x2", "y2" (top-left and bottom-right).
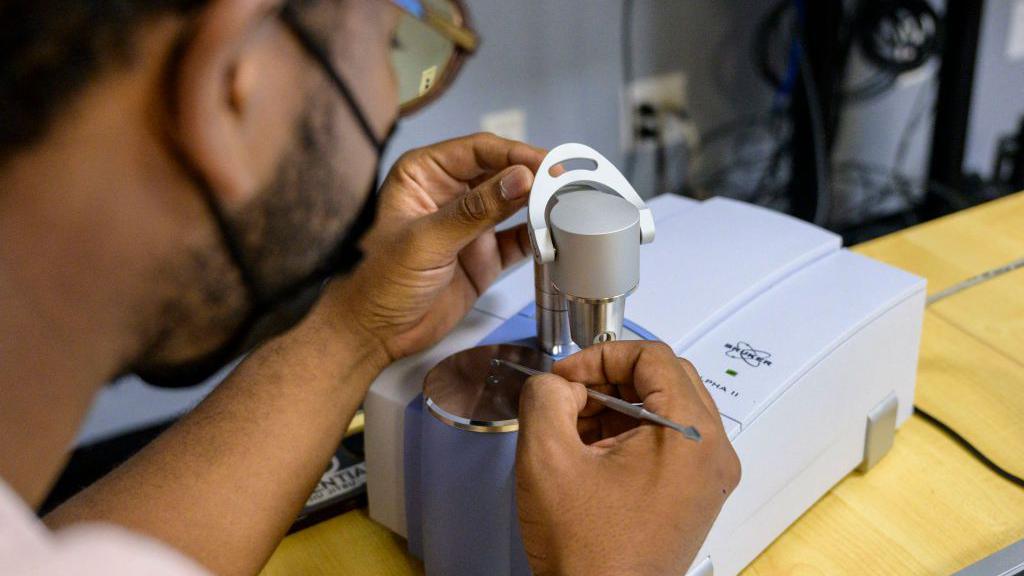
[
  {"x1": 500, "y1": 167, "x2": 531, "y2": 201},
  {"x1": 466, "y1": 190, "x2": 486, "y2": 219}
]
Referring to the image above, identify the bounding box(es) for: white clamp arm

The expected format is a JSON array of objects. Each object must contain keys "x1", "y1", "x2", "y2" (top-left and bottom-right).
[{"x1": 528, "y1": 143, "x2": 655, "y2": 263}]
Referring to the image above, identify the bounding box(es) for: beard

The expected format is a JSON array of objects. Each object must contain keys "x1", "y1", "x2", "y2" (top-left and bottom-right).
[
  {"x1": 131, "y1": 88, "x2": 374, "y2": 380},
  {"x1": 233, "y1": 96, "x2": 369, "y2": 296}
]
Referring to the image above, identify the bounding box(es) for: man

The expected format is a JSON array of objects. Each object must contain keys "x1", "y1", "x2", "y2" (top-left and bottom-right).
[{"x1": 0, "y1": 0, "x2": 740, "y2": 574}]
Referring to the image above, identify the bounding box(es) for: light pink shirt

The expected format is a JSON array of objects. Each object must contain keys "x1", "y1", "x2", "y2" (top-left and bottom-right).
[{"x1": 0, "y1": 479, "x2": 208, "y2": 575}]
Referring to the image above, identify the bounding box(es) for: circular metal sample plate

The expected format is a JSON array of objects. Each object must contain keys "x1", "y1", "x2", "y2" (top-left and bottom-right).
[{"x1": 423, "y1": 344, "x2": 551, "y2": 433}]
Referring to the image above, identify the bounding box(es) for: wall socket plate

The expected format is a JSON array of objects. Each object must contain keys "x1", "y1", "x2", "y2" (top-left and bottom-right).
[
  {"x1": 621, "y1": 71, "x2": 687, "y2": 151},
  {"x1": 481, "y1": 108, "x2": 527, "y2": 142}
]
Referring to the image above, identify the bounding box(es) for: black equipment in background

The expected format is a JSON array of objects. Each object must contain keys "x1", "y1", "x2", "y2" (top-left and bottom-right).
[
  {"x1": 788, "y1": 0, "x2": 842, "y2": 225},
  {"x1": 753, "y1": 0, "x2": 943, "y2": 228},
  {"x1": 925, "y1": 0, "x2": 984, "y2": 218}
]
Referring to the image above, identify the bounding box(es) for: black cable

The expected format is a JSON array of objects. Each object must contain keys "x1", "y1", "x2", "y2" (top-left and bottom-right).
[
  {"x1": 752, "y1": 0, "x2": 793, "y2": 90},
  {"x1": 794, "y1": 36, "x2": 831, "y2": 226},
  {"x1": 875, "y1": 79, "x2": 936, "y2": 223},
  {"x1": 682, "y1": 109, "x2": 791, "y2": 199},
  {"x1": 833, "y1": 0, "x2": 863, "y2": 107},
  {"x1": 688, "y1": 118, "x2": 791, "y2": 199},
  {"x1": 830, "y1": 161, "x2": 973, "y2": 224},
  {"x1": 696, "y1": 123, "x2": 958, "y2": 222},
  {"x1": 749, "y1": 127, "x2": 790, "y2": 202},
  {"x1": 700, "y1": 112, "x2": 790, "y2": 157},
  {"x1": 914, "y1": 406, "x2": 1024, "y2": 489},
  {"x1": 907, "y1": 256, "x2": 1024, "y2": 491},
  {"x1": 757, "y1": 0, "x2": 942, "y2": 106},
  {"x1": 823, "y1": 74, "x2": 929, "y2": 226},
  {"x1": 831, "y1": 162, "x2": 917, "y2": 227},
  {"x1": 621, "y1": 0, "x2": 636, "y2": 181}
]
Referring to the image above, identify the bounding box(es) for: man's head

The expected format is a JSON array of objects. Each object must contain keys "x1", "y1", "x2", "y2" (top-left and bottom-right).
[{"x1": 0, "y1": 0, "x2": 402, "y2": 384}]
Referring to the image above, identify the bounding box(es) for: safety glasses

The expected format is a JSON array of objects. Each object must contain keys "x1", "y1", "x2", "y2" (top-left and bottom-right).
[
  {"x1": 281, "y1": 0, "x2": 478, "y2": 118},
  {"x1": 390, "y1": 0, "x2": 479, "y2": 115}
]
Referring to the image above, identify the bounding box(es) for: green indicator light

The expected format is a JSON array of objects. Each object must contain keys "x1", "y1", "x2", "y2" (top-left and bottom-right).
[{"x1": 725, "y1": 369, "x2": 738, "y2": 377}]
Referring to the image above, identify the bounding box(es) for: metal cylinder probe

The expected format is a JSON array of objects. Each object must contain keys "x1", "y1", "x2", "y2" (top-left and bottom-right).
[
  {"x1": 527, "y1": 143, "x2": 655, "y2": 353},
  {"x1": 548, "y1": 190, "x2": 640, "y2": 347}
]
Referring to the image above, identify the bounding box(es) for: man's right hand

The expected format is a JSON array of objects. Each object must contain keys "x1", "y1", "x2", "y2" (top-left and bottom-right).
[{"x1": 515, "y1": 341, "x2": 741, "y2": 576}]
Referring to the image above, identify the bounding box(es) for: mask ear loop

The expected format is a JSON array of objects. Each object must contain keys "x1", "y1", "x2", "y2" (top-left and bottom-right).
[
  {"x1": 276, "y1": 0, "x2": 401, "y2": 284},
  {"x1": 129, "y1": 28, "x2": 266, "y2": 386},
  {"x1": 279, "y1": 1, "x2": 386, "y2": 155}
]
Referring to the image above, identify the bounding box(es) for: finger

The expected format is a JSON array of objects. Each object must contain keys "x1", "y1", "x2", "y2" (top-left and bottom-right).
[
  {"x1": 415, "y1": 165, "x2": 533, "y2": 258},
  {"x1": 518, "y1": 374, "x2": 588, "y2": 454},
  {"x1": 597, "y1": 409, "x2": 642, "y2": 439},
  {"x1": 577, "y1": 416, "x2": 602, "y2": 445},
  {"x1": 554, "y1": 340, "x2": 672, "y2": 388},
  {"x1": 576, "y1": 383, "x2": 641, "y2": 442},
  {"x1": 457, "y1": 234, "x2": 502, "y2": 297},
  {"x1": 553, "y1": 341, "x2": 706, "y2": 424},
  {"x1": 495, "y1": 223, "x2": 533, "y2": 269},
  {"x1": 416, "y1": 132, "x2": 547, "y2": 188},
  {"x1": 579, "y1": 383, "x2": 618, "y2": 417},
  {"x1": 577, "y1": 411, "x2": 639, "y2": 445}
]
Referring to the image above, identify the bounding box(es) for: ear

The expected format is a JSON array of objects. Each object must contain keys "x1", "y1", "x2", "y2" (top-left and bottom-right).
[{"x1": 171, "y1": 0, "x2": 288, "y2": 207}]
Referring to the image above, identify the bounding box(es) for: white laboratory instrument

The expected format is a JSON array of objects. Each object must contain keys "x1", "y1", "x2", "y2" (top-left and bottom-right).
[{"x1": 363, "y1": 144, "x2": 925, "y2": 576}]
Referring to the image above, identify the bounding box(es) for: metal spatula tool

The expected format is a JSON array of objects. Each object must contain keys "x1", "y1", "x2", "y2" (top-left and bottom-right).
[{"x1": 491, "y1": 358, "x2": 701, "y2": 442}]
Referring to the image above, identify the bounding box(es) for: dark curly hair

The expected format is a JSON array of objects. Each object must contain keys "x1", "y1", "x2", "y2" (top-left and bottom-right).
[{"x1": 0, "y1": 1, "x2": 207, "y2": 162}]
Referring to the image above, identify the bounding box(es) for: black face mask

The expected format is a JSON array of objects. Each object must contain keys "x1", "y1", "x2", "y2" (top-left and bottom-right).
[{"x1": 134, "y1": 5, "x2": 397, "y2": 388}]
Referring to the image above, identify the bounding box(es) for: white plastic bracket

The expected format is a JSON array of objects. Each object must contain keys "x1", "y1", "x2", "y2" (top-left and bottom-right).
[{"x1": 528, "y1": 143, "x2": 655, "y2": 263}]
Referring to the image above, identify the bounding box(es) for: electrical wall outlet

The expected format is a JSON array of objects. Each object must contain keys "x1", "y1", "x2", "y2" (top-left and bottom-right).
[
  {"x1": 621, "y1": 71, "x2": 688, "y2": 151},
  {"x1": 481, "y1": 108, "x2": 527, "y2": 142},
  {"x1": 419, "y1": 65, "x2": 438, "y2": 96}
]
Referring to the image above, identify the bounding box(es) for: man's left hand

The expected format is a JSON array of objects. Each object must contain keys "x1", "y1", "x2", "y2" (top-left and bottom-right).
[{"x1": 327, "y1": 132, "x2": 546, "y2": 362}]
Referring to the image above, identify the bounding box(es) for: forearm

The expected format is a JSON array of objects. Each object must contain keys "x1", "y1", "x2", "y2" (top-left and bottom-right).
[{"x1": 45, "y1": 297, "x2": 389, "y2": 576}]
